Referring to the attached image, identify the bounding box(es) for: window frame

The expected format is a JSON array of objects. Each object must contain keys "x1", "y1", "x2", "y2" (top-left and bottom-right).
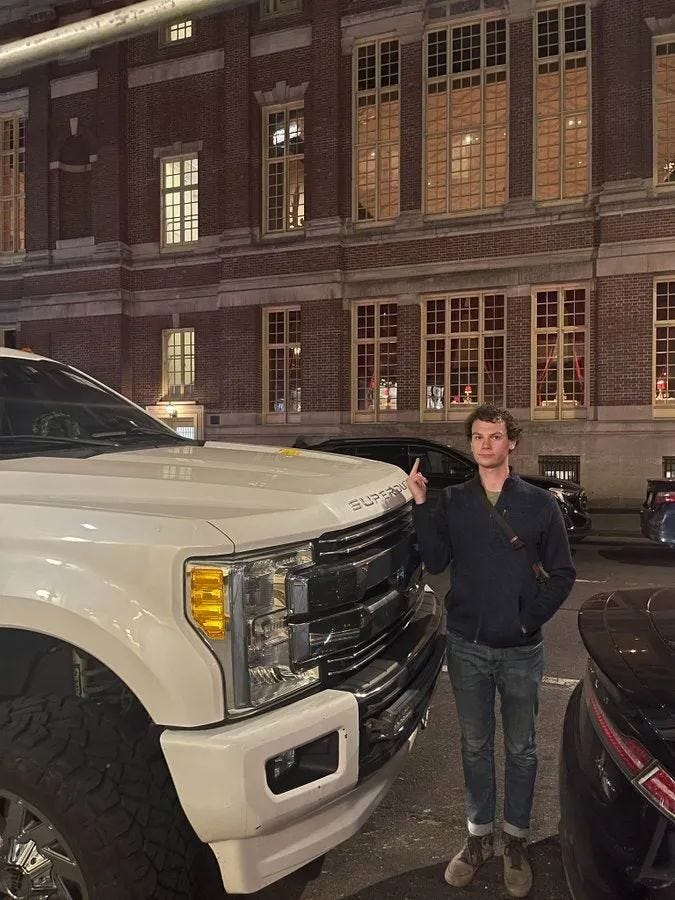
[
  {"x1": 263, "y1": 306, "x2": 302, "y2": 424},
  {"x1": 423, "y1": 13, "x2": 509, "y2": 218},
  {"x1": 420, "y1": 291, "x2": 507, "y2": 421},
  {"x1": 352, "y1": 36, "x2": 401, "y2": 225},
  {"x1": 260, "y1": 0, "x2": 303, "y2": 18},
  {"x1": 1, "y1": 327, "x2": 17, "y2": 349},
  {"x1": 653, "y1": 279, "x2": 675, "y2": 418},
  {"x1": 0, "y1": 114, "x2": 26, "y2": 256},
  {"x1": 162, "y1": 327, "x2": 195, "y2": 402},
  {"x1": 262, "y1": 102, "x2": 305, "y2": 236},
  {"x1": 533, "y1": 1, "x2": 591, "y2": 204},
  {"x1": 531, "y1": 283, "x2": 589, "y2": 420},
  {"x1": 653, "y1": 36, "x2": 675, "y2": 189},
  {"x1": 352, "y1": 300, "x2": 399, "y2": 423},
  {"x1": 160, "y1": 153, "x2": 199, "y2": 248}
]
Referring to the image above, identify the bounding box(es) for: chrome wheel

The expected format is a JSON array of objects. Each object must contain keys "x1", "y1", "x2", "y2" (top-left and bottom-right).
[{"x1": 0, "y1": 792, "x2": 88, "y2": 900}]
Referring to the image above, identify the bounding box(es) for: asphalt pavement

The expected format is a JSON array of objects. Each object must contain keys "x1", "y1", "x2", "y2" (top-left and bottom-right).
[{"x1": 226, "y1": 536, "x2": 674, "y2": 900}]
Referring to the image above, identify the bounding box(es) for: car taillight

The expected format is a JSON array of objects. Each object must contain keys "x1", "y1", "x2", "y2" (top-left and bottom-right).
[
  {"x1": 589, "y1": 690, "x2": 653, "y2": 774},
  {"x1": 588, "y1": 684, "x2": 675, "y2": 822},
  {"x1": 638, "y1": 769, "x2": 675, "y2": 820},
  {"x1": 654, "y1": 491, "x2": 675, "y2": 505}
]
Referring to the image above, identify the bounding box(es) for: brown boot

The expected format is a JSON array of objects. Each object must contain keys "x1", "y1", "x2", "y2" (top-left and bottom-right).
[
  {"x1": 444, "y1": 832, "x2": 494, "y2": 887},
  {"x1": 503, "y1": 834, "x2": 533, "y2": 898}
]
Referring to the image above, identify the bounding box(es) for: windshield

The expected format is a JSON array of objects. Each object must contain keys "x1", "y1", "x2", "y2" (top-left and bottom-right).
[{"x1": 0, "y1": 356, "x2": 194, "y2": 455}]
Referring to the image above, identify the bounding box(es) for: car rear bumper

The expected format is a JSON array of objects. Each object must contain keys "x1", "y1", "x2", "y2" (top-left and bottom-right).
[{"x1": 560, "y1": 682, "x2": 673, "y2": 900}]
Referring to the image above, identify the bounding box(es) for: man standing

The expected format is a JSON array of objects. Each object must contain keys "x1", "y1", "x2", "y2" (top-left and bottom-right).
[{"x1": 408, "y1": 404, "x2": 575, "y2": 898}]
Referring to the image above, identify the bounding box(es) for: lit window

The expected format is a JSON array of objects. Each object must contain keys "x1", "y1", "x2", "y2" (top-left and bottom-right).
[
  {"x1": 264, "y1": 105, "x2": 305, "y2": 234},
  {"x1": 535, "y1": 3, "x2": 589, "y2": 201},
  {"x1": 425, "y1": 17, "x2": 507, "y2": 214},
  {"x1": 654, "y1": 41, "x2": 675, "y2": 186},
  {"x1": 161, "y1": 156, "x2": 199, "y2": 246},
  {"x1": 664, "y1": 456, "x2": 675, "y2": 479},
  {"x1": 354, "y1": 39, "x2": 400, "y2": 222},
  {"x1": 260, "y1": 0, "x2": 302, "y2": 16},
  {"x1": 533, "y1": 287, "x2": 587, "y2": 417},
  {"x1": 165, "y1": 20, "x2": 192, "y2": 43},
  {"x1": 423, "y1": 293, "x2": 505, "y2": 418},
  {"x1": 654, "y1": 281, "x2": 675, "y2": 413},
  {"x1": 0, "y1": 116, "x2": 25, "y2": 253},
  {"x1": 353, "y1": 302, "x2": 398, "y2": 420},
  {"x1": 163, "y1": 328, "x2": 195, "y2": 400},
  {"x1": 264, "y1": 307, "x2": 301, "y2": 422}
]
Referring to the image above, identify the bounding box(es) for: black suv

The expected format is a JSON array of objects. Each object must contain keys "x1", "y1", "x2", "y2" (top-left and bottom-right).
[{"x1": 301, "y1": 436, "x2": 591, "y2": 542}]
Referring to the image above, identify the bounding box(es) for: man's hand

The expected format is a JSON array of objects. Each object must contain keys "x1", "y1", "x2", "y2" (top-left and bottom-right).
[{"x1": 407, "y1": 458, "x2": 428, "y2": 505}]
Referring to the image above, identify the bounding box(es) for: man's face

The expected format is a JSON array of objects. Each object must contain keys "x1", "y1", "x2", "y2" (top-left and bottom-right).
[{"x1": 470, "y1": 418, "x2": 516, "y2": 469}]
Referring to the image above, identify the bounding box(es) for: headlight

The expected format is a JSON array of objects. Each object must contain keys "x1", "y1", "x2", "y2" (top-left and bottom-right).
[{"x1": 186, "y1": 545, "x2": 318, "y2": 715}]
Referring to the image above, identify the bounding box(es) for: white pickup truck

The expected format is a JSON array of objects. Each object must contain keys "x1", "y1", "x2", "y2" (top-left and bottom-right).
[{"x1": 0, "y1": 347, "x2": 443, "y2": 899}]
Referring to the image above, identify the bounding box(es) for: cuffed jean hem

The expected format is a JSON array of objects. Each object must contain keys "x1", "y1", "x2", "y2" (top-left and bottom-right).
[
  {"x1": 503, "y1": 821, "x2": 530, "y2": 839},
  {"x1": 468, "y1": 820, "x2": 495, "y2": 837}
]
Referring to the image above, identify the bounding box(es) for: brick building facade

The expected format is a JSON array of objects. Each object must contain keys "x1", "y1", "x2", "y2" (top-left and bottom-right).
[{"x1": 0, "y1": 0, "x2": 674, "y2": 504}]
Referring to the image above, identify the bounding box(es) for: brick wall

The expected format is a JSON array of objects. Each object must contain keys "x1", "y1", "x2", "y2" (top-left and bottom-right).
[
  {"x1": 397, "y1": 303, "x2": 420, "y2": 411},
  {"x1": 505, "y1": 294, "x2": 531, "y2": 409},
  {"x1": 400, "y1": 41, "x2": 422, "y2": 213},
  {"x1": 596, "y1": 274, "x2": 653, "y2": 406},
  {"x1": 221, "y1": 305, "x2": 262, "y2": 413},
  {"x1": 508, "y1": 19, "x2": 533, "y2": 200},
  {"x1": 0, "y1": 0, "x2": 671, "y2": 442},
  {"x1": 20, "y1": 315, "x2": 125, "y2": 391}
]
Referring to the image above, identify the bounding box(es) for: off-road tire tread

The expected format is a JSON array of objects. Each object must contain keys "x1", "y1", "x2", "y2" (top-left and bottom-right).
[{"x1": 0, "y1": 694, "x2": 205, "y2": 900}]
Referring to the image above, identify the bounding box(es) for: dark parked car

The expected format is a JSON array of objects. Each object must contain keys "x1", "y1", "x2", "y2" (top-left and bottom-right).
[
  {"x1": 560, "y1": 589, "x2": 675, "y2": 900},
  {"x1": 641, "y1": 480, "x2": 675, "y2": 547},
  {"x1": 301, "y1": 436, "x2": 591, "y2": 541}
]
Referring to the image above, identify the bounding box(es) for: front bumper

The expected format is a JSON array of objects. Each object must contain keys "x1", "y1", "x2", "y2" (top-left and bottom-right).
[
  {"x1": 162, "y1": 690, "x2": 416, "y2": 893},
  {"x1": 161, "y1": 589, "x2": 443, "y2": 894},
  {"x1": 560, "y1": 682, "x2": 673, "y2": 900}
]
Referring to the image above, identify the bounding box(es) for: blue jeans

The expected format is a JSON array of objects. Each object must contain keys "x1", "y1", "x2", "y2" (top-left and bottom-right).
[{"x1": 446, "y1": 630, "x2": 545, "y2": 838}]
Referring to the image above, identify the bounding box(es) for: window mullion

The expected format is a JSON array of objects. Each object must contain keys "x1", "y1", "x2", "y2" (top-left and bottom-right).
[
  {"x1": 284, "y1": 310, "x2": 290, "y2": 424},
  {"x1": 446, "y1": 50, "x2": 452, "y2": 213},
  {"x1": 283, "y1": 111, "x2": 289, "y2": 232},
  {"x1": 445, "y1": 298, "x2": 451, "y2": 420},
  {"x1": 375, "y1": 46, "x2": 381, "y2": 221},
  {"x1": 374, "y1": 308, "x2": 381, "y2": 420}
]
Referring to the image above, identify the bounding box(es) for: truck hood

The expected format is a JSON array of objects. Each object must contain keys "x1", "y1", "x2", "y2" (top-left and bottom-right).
[{"x1": 0, "y1": 441, "x2": 411, "y2": 551}]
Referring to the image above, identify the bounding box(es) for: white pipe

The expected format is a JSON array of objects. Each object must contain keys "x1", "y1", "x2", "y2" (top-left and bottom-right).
[{"x1": 0, "y1": 0, "x2": 255, "y2": 73}]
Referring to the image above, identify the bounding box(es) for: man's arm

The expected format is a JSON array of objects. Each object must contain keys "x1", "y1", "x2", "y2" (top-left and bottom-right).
[
  {"x1": 412, "y1": 490, "x2": 453, "y2": 575},
  {"x1": 519, "y1": 501, "x2": 576, "y2": 634}
]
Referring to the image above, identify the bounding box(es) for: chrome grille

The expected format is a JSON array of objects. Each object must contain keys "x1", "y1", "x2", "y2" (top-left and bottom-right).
[
  {"x1": 288, "y1": 503, "x2": 422, "y2": 671},
  {"x1": 315, "y1": 503, "x2": 414, "y2": 561}
]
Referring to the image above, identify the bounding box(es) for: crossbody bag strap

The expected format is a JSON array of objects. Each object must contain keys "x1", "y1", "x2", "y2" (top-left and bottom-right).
[{"x1": 478, "y1": 489, "x2": 550, "y2": 585}]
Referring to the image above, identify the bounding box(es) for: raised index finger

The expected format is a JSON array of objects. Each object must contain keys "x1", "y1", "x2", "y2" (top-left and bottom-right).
[{"x1": 410, "y1": 457, "x2": 420, "y2": 477}]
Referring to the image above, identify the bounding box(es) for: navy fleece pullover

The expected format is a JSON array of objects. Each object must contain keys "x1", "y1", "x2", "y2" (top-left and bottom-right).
[{"x1": 412, "y1": 473, "x2": 576, "y2": 648}]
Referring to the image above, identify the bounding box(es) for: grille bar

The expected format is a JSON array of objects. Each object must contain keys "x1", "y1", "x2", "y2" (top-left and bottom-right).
[{"x1": 316, "y1": 504, "x2": 413, "y2": 559}]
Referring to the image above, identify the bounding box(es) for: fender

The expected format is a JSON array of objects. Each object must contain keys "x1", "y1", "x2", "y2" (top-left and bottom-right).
[{"x1": 0, "y1": 502, "x2": 232, "y2": 727}]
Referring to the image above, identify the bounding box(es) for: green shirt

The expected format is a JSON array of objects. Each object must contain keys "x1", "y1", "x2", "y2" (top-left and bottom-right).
[{"x1": 485, "y1": 489, "x2": 501, "y2": 506}]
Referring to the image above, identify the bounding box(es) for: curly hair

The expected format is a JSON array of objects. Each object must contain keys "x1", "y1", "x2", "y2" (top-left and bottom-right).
[{"x1": 464, "y1": 404, "x2": 523, "y2": 444}]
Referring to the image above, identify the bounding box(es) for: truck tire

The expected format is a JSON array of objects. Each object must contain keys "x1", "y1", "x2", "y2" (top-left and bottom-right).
[{"x1": 0, "y1": 694, "x2": 214, "y2": 900}]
